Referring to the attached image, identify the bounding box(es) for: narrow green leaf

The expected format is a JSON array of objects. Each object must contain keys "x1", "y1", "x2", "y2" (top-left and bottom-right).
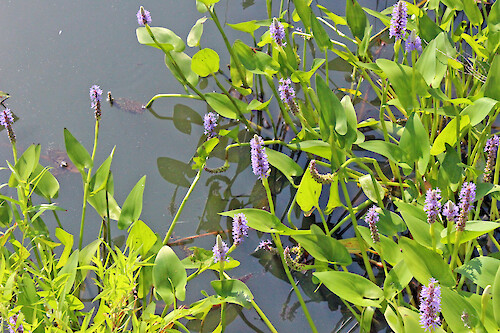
[
  {"x1": 187, "y1": 17, "x2": 207, "y2": 47},
  {"x1": 399, "y1": 113, "x2": 430, "y2": 174},
  {"x1": 430, "y1": 115, "x2": 470, "y2": 155},
  {"x1": 55, "y1": 228, "x2": 73, "y2": 269},
  {"x1": 117, "y1": 176, "x2": 146, "y2": 230},
  {"x1": 64, "y1": 128, "x2": 92, "y2": 172},
  {"x1": 346, "y1": 0, "x2": 367, "y2": 40},
  {"x1": 266, "y1": 148, "x2": 303, "y2": 185}
]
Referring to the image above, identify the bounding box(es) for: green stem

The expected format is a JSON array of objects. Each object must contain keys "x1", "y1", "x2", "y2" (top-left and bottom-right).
[
  {"x1": 449, "y1": 230, "x2": 462, "y2": 271},
  {"x1": 144, "y1": 94, "x2": 202, "y2": 108},
  {"x1": 163, "y1": 169, "x2": 202, "y2": 245},
  {"x1": 78, "y1": 120, "x2": 99, "y2": 250},
  {"x1": 340, "y1": 175, "x2": 376, "y2": 282}
]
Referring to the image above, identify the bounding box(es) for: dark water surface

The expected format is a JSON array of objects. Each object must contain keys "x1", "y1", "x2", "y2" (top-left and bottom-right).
[{"x1": 0, "y1": 0, "x2": 394, "y2": 332}]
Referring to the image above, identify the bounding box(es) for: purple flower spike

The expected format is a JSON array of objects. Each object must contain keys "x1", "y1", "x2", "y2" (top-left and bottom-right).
[
  {"x1": 256, "y1": 239, "x2": 272, "y2": 251},
  {"x1": 203, "y1": 112, "x2": 218, "y2": 138},
  {"x1": 456, "y1": 182, "x2": 476, "y2": 231},
  {"x1": 137, "y1": 6, "x2": 152, "y2": 26},
  {"x1": 232, "y1": 213, "x2": 249, "y2": 245},
  {"x1": 0, "y1": 108, "x2": 13, "y2": 129},
  {"x1": 484, "y1": 135, "x2": 499, "y2": 182},
  {"x1": 365, "y1": 206, "x2": 380, "y2": 243},
  {"x1": 405, "y1": 30, "x2": 422, "y2": 52},
  {"x1": 8, "y1": 314, "x2": 23, "y2": 333},
  {"x1": 278, "y1": 78, "x2": 299, "y2": 114},
  {"x1": 213, "y1": 235, "x2": 229, "y2": 263},
  {"x1": 1, "y1": 108, "x2": 16, "y2": 143},
  {"x1": 424, "y1": 188, "x2": 441, "y2": 224},
  {"x1": 419, "y1": 278, "x2": 441, "y2": 332},
  {"x1": 269, "y1": 17, "x2": 286, "y2": 46},
  {"x1": 442, "y1": 200, "x2": 459, "y2": 223},
  {"x1": 89, "y1": 85, "x2": 103, "y2": 120},
  {"x1": 250, "y1": 134, "x2": 270, "y2": 180},
  {"x1": 389, "y1": 1, "x2": 408, "y2": 41}
]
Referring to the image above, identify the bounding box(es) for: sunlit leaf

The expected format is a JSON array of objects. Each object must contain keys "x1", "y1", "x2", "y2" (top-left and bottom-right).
[
  {"x1": 153, "y1": 246, "x2": 187, "y2": 306},
  {"x1": 191, "y1": 48, "x2": 220, "y2": 77},
  {"x1": 117, "y1": 176, "x2": 146, "y2": 229}
]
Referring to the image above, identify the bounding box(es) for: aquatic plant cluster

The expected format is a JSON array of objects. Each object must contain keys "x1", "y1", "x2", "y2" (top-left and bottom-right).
[{"x1": 1, "y1": 0, "x2": 500, "y2": 332}]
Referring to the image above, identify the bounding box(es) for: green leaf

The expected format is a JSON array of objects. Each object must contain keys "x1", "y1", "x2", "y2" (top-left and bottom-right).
[
  {"x1": 127, "y1": 220, "x2": 158, "y2": 257},
  {"x1": 359, "y1": 226, "x2": 402, "y2": 266},
  {"x1": 317, "y1": 5, "x2": 347, "y2": 26},
  {"x1": 396, "y1": 201, "x2": 444, "y2": 249},
  {"x1": 64, "y1": 128, "x2": 92, "y2": 172},
  {"x1": 440, "y1": 221, "x2": 500, "y2": 244},
  {"x1": 117, "y1": 176, "x2": 146, "y2": 230},
  {"x1": 165, "y1": 51, "x2": 199, "y2": 87},
  {"x1": 494, "y1": 264, "x2": 500, "y2": 327},
  {"x1": 31, "y1": 164, "x2": 59, "y2": 199},
  {"x1": 441, "y1": 287, "x2": 484, "y2": 333},
  {"x1": 287, "y1": 140, "x2": 331, "y2": 160},
  {"x1": 358, "y1": 140, "x2": 403, "y2": 163},
  {"x1": 383, "y1": 260, "x2": 413, "y2": 300},
  {"x1": 314, "y1": 270, "x2": 384, "y2": 307},
  {"x1": 455, "y1": 256, "x2": 500, "y2": 289},
  {"x1": 187, "y1": 17, "x2": 207, "y2": 47},
  {"x1": 399, "y1": 237, "x2": 455, "y2": 287},
  {"x1": 87, "y1": 189, "x2": 122, "y2": 221},
  {"x1": 89, "y1": 147, "x2": 115, "y2": 195},
  {"x1": 358, "y1": 174, "x2": 386, "y2": 204},
  {"x1": 55, "y1": 228, "x2": 73, "y2": 269},
  {"x1": 9, "y1": 144, "x2": 41, "y2": 186},
  {"x1": 191, "y1": 48, "x2": 220, "y2": 77},
  {"x1": 205, "y1": 93, "x2": 249, "y2": 119},
  {"x1": 266, "y1": 148, "x2": 303, "y2": 185},
  {"x1": 460, "y1": 97, "x2": 498, "y2": 126},
  {"x1": 346, "y1": 0, "x2": 367, "y2": 40},
  {"x1": 376, "y1": 59, "x2": 429, "y2": 110},
  {"x1": 233, "y1": 40, "x2": 280, "y2": 75},
  {"x1": 463, "y1": 0, "x2": 483, "y2": 26},
  {"x1": 296, "y1": 165, "x2": 322, "y2": 213},
  {"x1": 310, "y1": 11, "x2": 331, "y2": 50},
  {"x1": 416, "y1": 32, "x2": 457, "y2": 88},
  {"x1": 227, "y1": 20, "x2": 260, "y2": 37},
  {"x1": 292, "y1": 225, "x2": 352, "y2": 265},
  {"x1": 219, "y1": 208, "x2": 299, "y2": 234},
  {"x1": 399, "y1": 113, "x2": 430, "y2": 173},
  {"x1": 316, "y1": 75, "x2": 346, "y2": 141},
  {"x1": 79, "y1": 239, "x2": 101, "y2": 281},
  {"x1": 153, "y1": 246, "x2": 187, "y2": 306},
  {"x1": 398, "y1": 306, "x2": 446, "y2": 332},
  {"x1": 430, "y1": 115, "x2": 470, "y2": 155},
  {"x1": 211, "y1": 279, "x2": 254, "y2": 308},
  {"x1": 197, "y1": 0, "x2": 219, "y2": 5},
  {"x1": 291, "y1": 58, "x2": 326, "y2": 83},
  {"x1": 325, "y1": 175, "x2": 342, "y2": 213},
  {"x1": 293, "y1": 0, "x2": 312, "y2": 29},
  {"x1": 136, "y1": 27, "x2": 185, "y2": 52}
]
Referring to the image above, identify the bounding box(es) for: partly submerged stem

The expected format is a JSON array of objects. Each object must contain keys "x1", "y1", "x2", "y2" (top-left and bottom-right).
[{"x1": 163, "y1": 168, "x2": 202, "y2": 245}]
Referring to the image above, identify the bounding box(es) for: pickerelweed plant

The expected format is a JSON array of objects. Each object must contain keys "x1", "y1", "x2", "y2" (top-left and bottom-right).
[{"x1": 2, "y1": 0, "x2": 500, "y2": 331}]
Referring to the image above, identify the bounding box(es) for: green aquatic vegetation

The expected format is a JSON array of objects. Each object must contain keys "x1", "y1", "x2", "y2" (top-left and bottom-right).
[{"x1": 2, "y1": 0, "x2": 500, "y2": 331}]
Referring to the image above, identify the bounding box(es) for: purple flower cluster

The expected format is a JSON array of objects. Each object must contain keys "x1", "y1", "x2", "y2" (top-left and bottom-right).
[
  {"x1": 1, "y1": 108, "x2": 16, "y2": 143},
  {"x1": 232, "y1": 213, "x2": 249, "y2": 245},
  {"x1": 419, "y1": 278, "x2": 441, "y2": 332},
  {"x1": 456, "y1": 182, "x2": 476, "y2": 231},
  {"x1": 389, "y1": 1, "x2": 408, "y2": 41},
  {"x1": 405, "y1": 30, "x2": 422, "y2": 52},
  {"x1": 256, "y1": 239, "x2": 273, "y2": 251},
  {"x1": 250, "y1": 135, "x2": 270, "y2": 180},
  {"x1": 8, "y1": 314, "x2": 23, "y2": 333},
  {"x1": 89, "y1": 85, "x2": 103, "y2": 119},
  {"x1": 442, "y1": 200, "x2": 459, "y2": 223},
  {"x1": 213, "y1": 235, "x2": 229, "y2": 263},
  {"x1": 269, "y1": 17, "x2": 286, "y2": 46},
  {"x1": 484, "y1": 135, "x2": 499, "y2": 182},
  {"x1": 365, "y1": 206, "x2": 380, "y2": 243},
  {"x1": 203, "y1": 112, "x2": 218, "y2": 138},
  {"x1": 278, "y1": 78, "x2": 299, "y2": 114},
  {"x1": 137, "y1": 6, "x2": 152, "y2": 26},
  {"x1": 424, "y1": 188, "x2": 441, "y2": 224}
]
